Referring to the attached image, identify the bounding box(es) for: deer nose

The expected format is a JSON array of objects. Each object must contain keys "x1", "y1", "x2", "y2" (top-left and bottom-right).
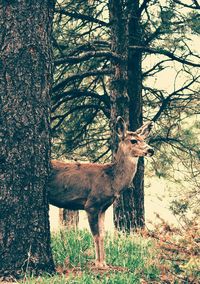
[{"x1": 147, "y1": 148, "x2": 154, "y2": 156}]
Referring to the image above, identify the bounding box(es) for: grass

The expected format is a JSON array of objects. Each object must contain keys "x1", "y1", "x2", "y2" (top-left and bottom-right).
[
  {"x1": 20, "y1": 223, "x2": 200, "y2": 283},
  {"x1": 21, "y1": 229, "x2": 160, "y2": 283}
]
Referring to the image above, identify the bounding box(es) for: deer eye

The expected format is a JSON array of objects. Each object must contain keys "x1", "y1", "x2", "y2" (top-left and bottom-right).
[{"x1": 130, "y1": 139, "x2": 137, "y2": 144}]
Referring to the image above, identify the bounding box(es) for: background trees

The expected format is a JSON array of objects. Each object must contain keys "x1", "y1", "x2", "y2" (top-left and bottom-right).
[
  {"x1": 52, "y1": 0, "x2": 200, "y2": 230},
  {"x1": 0, "y1": 1, "x2": 55, "y2": 278}
]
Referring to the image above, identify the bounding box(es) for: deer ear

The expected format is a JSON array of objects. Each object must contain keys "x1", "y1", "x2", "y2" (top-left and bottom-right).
[
  {"x1": 116, "y1": 116, "x2": 127, "y2": 140},
  {"x1": 136, "y1": 121, "x2": 154, "y2": 138}
]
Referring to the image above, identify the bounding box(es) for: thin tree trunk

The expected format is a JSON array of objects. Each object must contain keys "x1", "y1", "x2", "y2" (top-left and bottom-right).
[
  {"x1": 109, "y1": 0, "x2": 130, "y2": 231},
  {"x1": 0, "y1": 0, "x2": 55, "y2": 278},
  {"x1": 109, "y1": 0, "x2": 129, "y2": 152},
  {"x1": 59, "y1": 209, "x2": 79, "y2": 229},
  {"x1": 127, "y1": 0, "x2": 145, "y2": 228},
  {"x1": 110, "y1": 0, "x2": 145, "y2": 231}
]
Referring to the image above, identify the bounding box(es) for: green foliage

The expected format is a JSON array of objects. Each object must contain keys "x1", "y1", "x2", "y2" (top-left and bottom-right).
[
  {"x1": 188, "y1": 11, "x2": 200, "y2": 35},
  {"x1": 169, "y1": 199, "x2": 189, "y2": 215}
]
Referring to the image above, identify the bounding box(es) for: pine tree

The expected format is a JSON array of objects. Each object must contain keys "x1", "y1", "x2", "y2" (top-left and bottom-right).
[{"x1": 0, "y1": 0, "x2": 55, "y2": 278}]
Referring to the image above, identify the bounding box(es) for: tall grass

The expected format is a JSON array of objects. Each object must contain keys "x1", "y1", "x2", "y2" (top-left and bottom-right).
[
  {"x1": 20, "y1": 230, "x2": 159, "y2": 284},
  {"x1": 20, "y1": 220, "x2": 200, "y2": 283},
  {"x1": 21, "y1": 229, "x2": 160, "y2": 283}
]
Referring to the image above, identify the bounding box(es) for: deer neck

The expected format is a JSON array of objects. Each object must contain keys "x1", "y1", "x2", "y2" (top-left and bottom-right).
[{"x1": 112, "y1": 149, "x2": 138, "y2": 195}]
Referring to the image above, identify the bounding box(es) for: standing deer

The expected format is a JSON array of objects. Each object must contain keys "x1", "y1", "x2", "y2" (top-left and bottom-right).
[{"x1": 48, "y1": 117, "x2": 154, "y2": 268}]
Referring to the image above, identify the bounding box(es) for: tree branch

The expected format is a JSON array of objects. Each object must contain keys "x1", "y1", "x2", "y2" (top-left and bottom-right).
[
  {"x1": 129, "y1": 46, "x2": 200, "y2": 67},
  {"x1": 54, "y1": 51, "x2": 122, "y2": 66},
  {"x1": 151, "y1": 76, "x2": 199, "y2": 122},
  {"x1": 54, "y1": 8, "x2": 110, "y2": 27},
  {"x1": 93, "y1": 147, "x2": 111, "y2": 163},
  {"x1": 138, "y1": 0, "x2": 152, "y2": 15},
  {"x1": 150, "y1": 136, "x2": 199, "y2": 155},
  {"x1": 143, "y1": 59, "x2": 172, "y2": 78},
  {"x1": 151, "y1": 94, "x2": 173, "y2": 122},
  {"x1": 52, "y1": 69, "x2": 113, "y2": 93},
  {"x1": 52, "y1": 89, "x2": 110, "y2": 112},
  {"x1": 51, "y1": 104, "x2": 108, "y2": 131},
  {"x1": 173, "y1": 0, "x2": 200, "y2": 9}
]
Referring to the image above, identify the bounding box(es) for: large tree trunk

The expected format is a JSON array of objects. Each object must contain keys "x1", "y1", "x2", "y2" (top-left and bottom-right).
[
  {"x1": 110, "y1": 0, "x2": 145, "y2": 231},
  {"x1": 0, "y1": 1, "x2": 55, "y2": 279}
]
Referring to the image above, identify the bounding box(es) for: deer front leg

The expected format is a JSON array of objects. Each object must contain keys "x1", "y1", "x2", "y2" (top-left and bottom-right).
[
  {"x1": 98, "y1": 211, "x2": 106, "y2": 267},
  {"x1": 86, "y1": 209, "x2": 107, "y2": 269}
]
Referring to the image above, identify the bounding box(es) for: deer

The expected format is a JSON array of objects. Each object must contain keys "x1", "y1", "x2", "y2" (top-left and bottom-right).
[{"x1": 48, "y1": 117, "x2": 154, "y2": 269}]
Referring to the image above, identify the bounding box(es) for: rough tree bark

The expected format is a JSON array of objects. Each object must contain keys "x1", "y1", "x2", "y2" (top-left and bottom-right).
[
  {"x1": 109, "y1": 0, "x2": 129, "y2": 231},
  {"x1": 110, "y1": 0, "x2": 145, "y2": 231},
  {"x1": 0, "y1": 0, "x2": 55, "y2": 278},
  {"x1": 109, "y1": 0, "x2": 129, "y2": 152},
  {"x1": 127, "y1": 0, "x2": 144, "y2": 228}
]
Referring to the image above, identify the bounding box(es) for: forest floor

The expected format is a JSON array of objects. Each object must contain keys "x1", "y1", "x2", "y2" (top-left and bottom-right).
[{"x1": 17, "y1": 220, "x2": 199, "y2": 283}]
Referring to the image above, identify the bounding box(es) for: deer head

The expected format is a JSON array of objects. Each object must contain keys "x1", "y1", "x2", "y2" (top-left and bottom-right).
[{"x1": 116, "y1": 116, "x2": 154, "y2": 158}]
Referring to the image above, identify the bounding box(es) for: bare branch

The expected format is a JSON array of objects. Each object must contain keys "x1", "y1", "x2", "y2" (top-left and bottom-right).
[
  {"x1": 52, "y1": 89, "x2": 110, "y2": 112},
  {"x1": 129, "y1": 46, "x2": 200, "y2": 67},
  {"x1": 143, "y1": 59, "x2": 172, "y2": 78},
  {"x1": 54, "y1": 51, "x2": 122, "y2": 66},
  {"x1": 151, "y1": 94, "x2": 173, "y2": 122},
  {"x1": 150, "y1": 136, "x2": 199, "y2": 156},
  {"x1": 173, "y1": 0, "x2": 200, "y2": 9},
  {"x1": 54, "y1": 7, "x2": 110, "y2": 27},
  {"x1": 52, "y1": 69, "x2": 113, "y2": 93},
  {"x1": 51, "y1": 104, "x2": 108, "y2": 131},
  {"x1": 138, "y1": 0, "x2": 152, "y2": 15},
  {"x1": 151, "y1": 76, "x2": 199, "y2": 122},
  {"x1": 93, "y1": 147, "x2": 111, "y2": 163},
  {"x1": 145, "y1": 25, "x2": 162, "y2": 45}
]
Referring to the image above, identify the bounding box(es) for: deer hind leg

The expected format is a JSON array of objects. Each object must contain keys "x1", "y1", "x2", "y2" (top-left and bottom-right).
[{"x1": 86, "y1": 209, "x2": 107, "y2": 269}]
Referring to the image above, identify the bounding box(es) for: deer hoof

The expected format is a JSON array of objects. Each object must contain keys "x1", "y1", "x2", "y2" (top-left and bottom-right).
[{"x1": 95, "y1": 260, "x2": 108, "y2": 270}]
